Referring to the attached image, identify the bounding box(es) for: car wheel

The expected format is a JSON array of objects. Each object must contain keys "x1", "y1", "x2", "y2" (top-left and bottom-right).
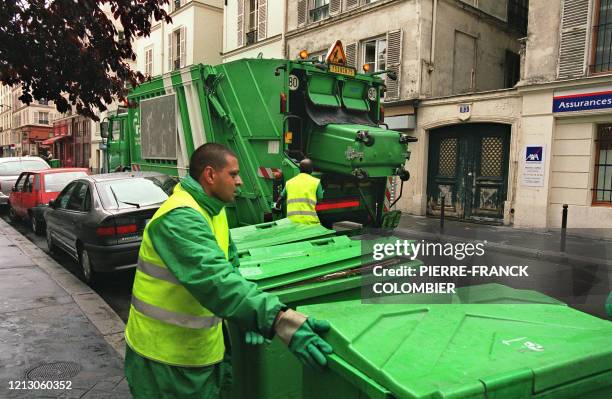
[
  {"x1": 30, "y1": 214, "x2": 44, "y2": 235},
  {"x1": 46, "y1": 228, "x2": 56, "y2": 255},
  {"x1": 79, "y1": 247, "x2": 97, "y2": 285},
  {"x1": 8, "y1": 206, "x2": 18, "y2": 222}
]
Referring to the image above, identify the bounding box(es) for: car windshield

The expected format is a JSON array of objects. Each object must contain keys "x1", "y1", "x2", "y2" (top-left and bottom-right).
[
  {"x1": 0, "y1": 159, "x2": 49, "y2": 176},
  {"x1": 98, "y1": 176, "x2": 177, "y2": 210},
  {"x1": 44, "y1": 171, "x2": 89, "y2": 192}
]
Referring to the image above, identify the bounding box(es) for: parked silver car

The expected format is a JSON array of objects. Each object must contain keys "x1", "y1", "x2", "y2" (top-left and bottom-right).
[{"x1": 0, "y1": 157, "x2": 50, "y2": 205}]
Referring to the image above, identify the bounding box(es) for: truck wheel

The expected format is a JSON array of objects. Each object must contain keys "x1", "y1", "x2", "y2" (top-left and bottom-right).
[{"x1": 79, "y1": 247, "x2": 97, "y2": 285}]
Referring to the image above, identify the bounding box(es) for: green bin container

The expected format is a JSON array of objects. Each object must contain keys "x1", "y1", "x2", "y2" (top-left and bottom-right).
[
  {"x1": 231, "y1": 218, "x2": 335, "y2": 252},
  {"x1": 298, "y1": 284, "x2": 612, "y2": 399},
  {"x1": 228, "y1": 232, "x2": 420, "y2": 399},
  {"x1": 48, "y1": 159, "x2": 60, "y2": 168}
]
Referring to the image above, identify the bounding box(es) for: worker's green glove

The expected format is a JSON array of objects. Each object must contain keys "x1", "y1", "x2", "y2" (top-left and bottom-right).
[
  {"x1": 274, "y1": 309, "x2": 333, "y2": 369},
  {"x1": 244, "y1": 331, "x2": 270, "y2": 345}
]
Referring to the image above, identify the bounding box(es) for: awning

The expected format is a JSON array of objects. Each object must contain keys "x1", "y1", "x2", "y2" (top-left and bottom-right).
[{"x1": 41, "y1": 136, "x2": 66, "y2": 146}]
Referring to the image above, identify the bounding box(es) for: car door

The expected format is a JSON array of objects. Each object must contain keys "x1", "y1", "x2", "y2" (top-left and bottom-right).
[
  {"x1": 20, "y1": 174, "x2": 37, "y2": 217},
  {"x1": 47, "y1": 181, "x2": 78, "y2": 256},
  {"x1": 10, "y1": 173, "x2": 26, "y2": 214},
  {"x1": 62, "y1": 181, "x2": 90, "y2": 258}
]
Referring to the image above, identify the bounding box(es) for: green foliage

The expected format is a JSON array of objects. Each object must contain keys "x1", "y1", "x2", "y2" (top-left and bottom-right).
[{"x1": 0, "y1": 0, "x2": 171, "y2": 120}]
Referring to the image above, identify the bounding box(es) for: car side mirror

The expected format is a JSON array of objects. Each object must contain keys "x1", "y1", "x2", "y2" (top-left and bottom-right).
[
  {"x1": 48, "y1": 199, "x2": 56, "y2": 208},
  {"x1": 100, "y1": 121, "x2": 109, "y2": 139}
]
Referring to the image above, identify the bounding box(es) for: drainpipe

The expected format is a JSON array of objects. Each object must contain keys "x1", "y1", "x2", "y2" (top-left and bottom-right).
[
  {"x1": 430, "y1": 0, "x2": 437, "y2": 69},
  {"x1": 282, "y1": 0, "x2": 288, "y2": 59}
]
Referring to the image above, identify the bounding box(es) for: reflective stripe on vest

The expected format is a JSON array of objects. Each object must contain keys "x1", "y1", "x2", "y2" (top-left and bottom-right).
[
  {"x1": 125, "y1": 183, "x2": 229, "y2": 367},
  {"x1": 285, "y1": 173, "x2": 320, "y2": 225}
]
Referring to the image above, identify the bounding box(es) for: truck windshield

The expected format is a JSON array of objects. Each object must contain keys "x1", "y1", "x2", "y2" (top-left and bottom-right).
[
  {"x1": 44, "y1": 171, "x2": 89, "y2": 192},
  {"x1": 97, "y1": 176, "x2": 178, "y2": 210},
  {"x1": 306, "y1": 103, "x2": 376, "y2": 127}
]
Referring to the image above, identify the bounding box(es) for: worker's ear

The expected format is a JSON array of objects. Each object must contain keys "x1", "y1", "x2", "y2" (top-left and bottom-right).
[{"x1": 199, "y1": 166, "x2": 216, "y2": 186}]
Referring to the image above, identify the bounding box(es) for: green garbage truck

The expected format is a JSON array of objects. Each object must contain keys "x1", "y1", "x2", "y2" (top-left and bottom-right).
[{"x1": 101, "y1": 43, "x2": 415, "y2": 228}]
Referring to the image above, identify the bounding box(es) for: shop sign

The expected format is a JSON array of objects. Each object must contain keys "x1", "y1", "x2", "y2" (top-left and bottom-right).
[
  {"x1": 553, "y1": 86, "x2": 612, "y2": 113},
  {"x1": 522, "y1": 145, "x2": 545, "y2": 187}
]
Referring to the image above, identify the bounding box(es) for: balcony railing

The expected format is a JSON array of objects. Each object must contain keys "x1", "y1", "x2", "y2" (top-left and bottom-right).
[{"x1": 246, "y1": 30, "x2": 257, "y2": 45}]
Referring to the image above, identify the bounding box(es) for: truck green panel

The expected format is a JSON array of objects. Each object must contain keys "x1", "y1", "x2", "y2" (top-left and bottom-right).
[{"x1": 104, "y1": 59, "x2": 413, "y2": 228}]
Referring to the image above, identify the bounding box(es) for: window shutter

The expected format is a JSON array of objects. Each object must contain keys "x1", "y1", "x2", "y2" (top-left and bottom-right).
[
  {"x1": 330, "y1": 0, "x2": 342, "y2": 15},
  {"x1": 258, "y1": 0, "x2": 267, "y2": 41},
  {"x1": 237, "y1": 0, "x2": 244, "y2": 47},
  {"x1": 345, "y1": 0, "x2": 359, "y2": 11},
  {"x1": 385, "y1": 29, "x2": 402, "y2": 101},
  {"x1": 180, "y1": 26, "x2": 186, "y2": 68},
  {"x1": 298, "y1": 0, "x2": 307, "y2": 26},
  {"x1": 167, "y1": 33, "x2": 173, "y2": 71},
  {"x1": 345, "y1": 42, "x2": 357, "y2": 68},
  {"x1": 558, "y1": 0, "x2": 589, "y2": 78}
]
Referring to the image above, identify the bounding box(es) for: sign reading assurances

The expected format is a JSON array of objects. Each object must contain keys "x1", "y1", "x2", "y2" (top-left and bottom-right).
[
  {"x1": 553, "y1": 86, "x2": 612, "y2": 113},
  {"x1": 522, "y1": 145, "x2": 545, "y2": 187}
]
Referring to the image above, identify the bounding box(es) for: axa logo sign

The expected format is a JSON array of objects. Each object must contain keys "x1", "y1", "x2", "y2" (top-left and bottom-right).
[
  {"x1": 553, "y1": 86, "x2": 612, "y2": 113},
  {"x1": 526, "y1": 146, "x2": 543, "y2": 163}
]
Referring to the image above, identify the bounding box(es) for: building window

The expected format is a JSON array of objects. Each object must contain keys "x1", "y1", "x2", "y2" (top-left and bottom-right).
[
  {"x1": 246, "y1": 0, "x2": 258, "y2": 45},
  {"x1": 309, "y1": 0, "x2": 330, "y2": 23},
  {"x1": 38, "y1": 112, "x2": 49, "y2": 125},
  {"x1": 362, "y1": 37, "x2": 387, "y2": 72},
  {"x1": 145, "y1": 46, "x2": 153, "y2": 77},
  {"x1": 594, "y1": 124, "x2": 612, "y2": 204},
  {"x1": 591, "y1": 0, "x2": 612, "y2": 73},
  {"x1": 169, "y1": 27, "x2": 186, "y2": 71},
  {"x1": 507, "y1": 0, "x2": 528, "y2": 34}
]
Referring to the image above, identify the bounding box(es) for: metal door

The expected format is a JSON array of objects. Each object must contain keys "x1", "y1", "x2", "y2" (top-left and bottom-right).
[{"x1": 427, "y1": 124, "x2": 510, "y2": 223}]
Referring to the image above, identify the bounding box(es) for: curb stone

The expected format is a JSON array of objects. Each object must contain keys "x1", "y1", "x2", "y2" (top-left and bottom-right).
[{"x1": 0, "y1": 217, "x2": 126, "y2": 359}]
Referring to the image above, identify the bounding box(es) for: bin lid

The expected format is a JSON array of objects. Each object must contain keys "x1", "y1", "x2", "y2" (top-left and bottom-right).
[
  {"x1": 238, "y1": 236, "x2": 405, "y2": 290},
  {"x1": 230, "y1": 218, "x2": 335, "y2": 252},
  {"x1": 299, "y1": 284, "x2": 612, "y2": 399}
]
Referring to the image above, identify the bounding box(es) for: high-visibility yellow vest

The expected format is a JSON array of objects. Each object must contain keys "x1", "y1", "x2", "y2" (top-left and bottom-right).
[
  {"x1": 125, "y1": 183, "x2": 229, "y2": 367},
  {"x1": 285, "y1": 173, "x2": 320, "y2": 225}
]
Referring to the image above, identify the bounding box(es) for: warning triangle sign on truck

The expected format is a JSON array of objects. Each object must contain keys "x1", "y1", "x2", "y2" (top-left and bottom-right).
[{"x1": 325, "y1": 40, "x2": 347, "y2": 65}]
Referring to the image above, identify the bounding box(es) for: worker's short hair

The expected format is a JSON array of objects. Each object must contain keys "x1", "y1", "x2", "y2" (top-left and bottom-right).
[
  {"x1": 299, "y1": 158, "x2": 313, "y2": 174},
  {"x1": 189, "y1": 143, "x2": 237, "y2": 180}
]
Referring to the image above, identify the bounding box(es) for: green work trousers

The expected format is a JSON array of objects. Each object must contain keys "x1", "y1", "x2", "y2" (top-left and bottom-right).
[{"x1": 125, "y1": 345, "x2": 233, "y2": 399}]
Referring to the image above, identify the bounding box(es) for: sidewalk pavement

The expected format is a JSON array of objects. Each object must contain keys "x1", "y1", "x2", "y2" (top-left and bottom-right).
[
  {"x1": 0, "y1": 218, "x2": 130, "y2": 399},
  {"x1": 396, "y1": 213, "x2": 612, "y2": 268}
]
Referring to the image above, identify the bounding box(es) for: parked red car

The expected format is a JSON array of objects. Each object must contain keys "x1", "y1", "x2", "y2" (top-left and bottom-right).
[{"x1": 9, "y1": 168, "x2": 90, "y2": 234}]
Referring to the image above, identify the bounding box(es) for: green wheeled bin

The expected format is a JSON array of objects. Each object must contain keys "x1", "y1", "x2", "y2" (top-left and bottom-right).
[
  {"x1": 298, "y1": 284, "x2": 612, "y2": 399},
  {"x1": 48, "y1": 159, "x2": 60, "y2": 168},
  {"x1": 227, "y1": 231, "x2": 421, "y2": 399}
]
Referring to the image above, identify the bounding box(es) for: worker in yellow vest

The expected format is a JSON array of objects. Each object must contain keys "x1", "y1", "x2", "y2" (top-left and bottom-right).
[
  {"x1": 275, "y1": 158, "x2": 323, "y2": 224},
  {"x1": 124, "y1": 144, "x2": 332, "y2": 398}
]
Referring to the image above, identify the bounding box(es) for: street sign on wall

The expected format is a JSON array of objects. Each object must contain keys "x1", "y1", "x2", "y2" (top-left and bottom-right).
[
  {"x1": 522, "y1": 145, "x2": 545, "y2": 187},
  {"x1": 553, "y1": 86, "x2": 612, "y2": 113}
]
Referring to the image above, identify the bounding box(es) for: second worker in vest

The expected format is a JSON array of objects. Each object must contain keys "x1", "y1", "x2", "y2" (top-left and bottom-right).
[
  {"x1": 124, "y1": 144, "x2": 332, "y2": 398},
  {"x1": 275, "y1": 158, "x2": 323, "y2": 225}
]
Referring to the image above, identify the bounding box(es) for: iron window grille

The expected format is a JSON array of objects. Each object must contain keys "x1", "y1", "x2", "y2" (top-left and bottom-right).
[
  {"x1": 593, "y1": 124, "x2": 612, "y2": 204},
  {"x1": 590, "y1": 0, "x2": 612, "y2": 73}
]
